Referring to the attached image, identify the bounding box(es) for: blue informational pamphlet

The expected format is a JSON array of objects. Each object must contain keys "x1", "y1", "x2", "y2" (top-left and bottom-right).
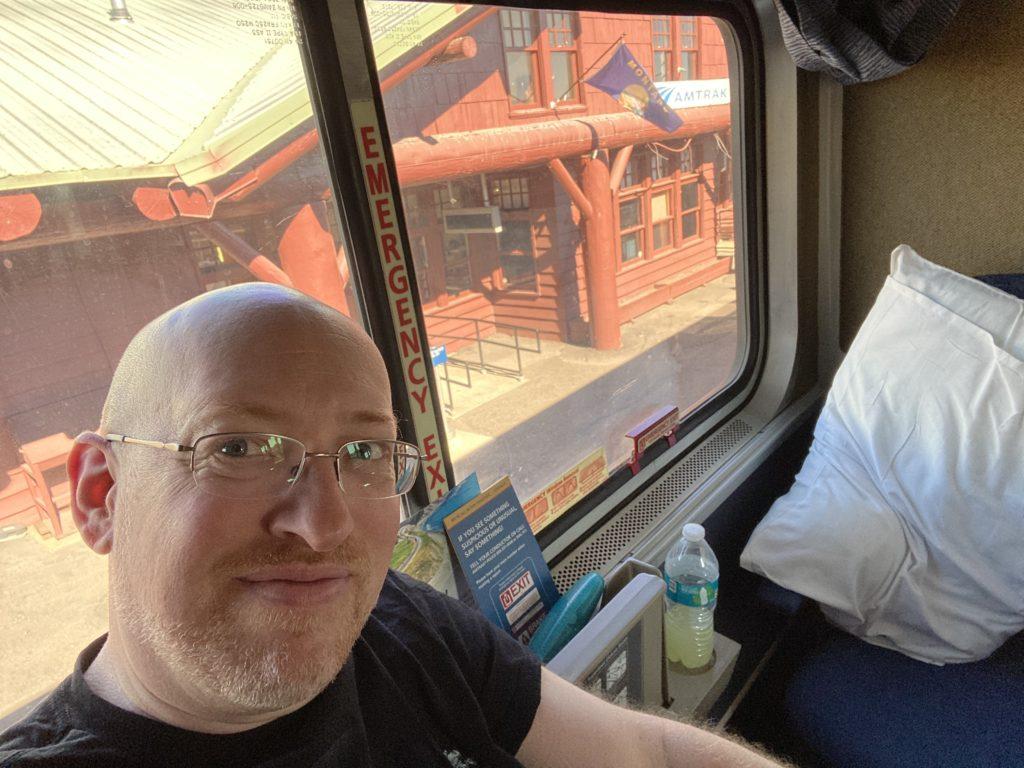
[
  {"x1": 421, "y1": 472, "x2": 481, "y2": 532},
  {"x1": 443, "y1": 477, "x2": 560, "y2": 643}
]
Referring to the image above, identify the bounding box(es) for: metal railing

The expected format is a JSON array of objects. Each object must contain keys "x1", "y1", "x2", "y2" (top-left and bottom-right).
[{"x1": 427, "y1": 314, "x2": 542, "y2": 386}]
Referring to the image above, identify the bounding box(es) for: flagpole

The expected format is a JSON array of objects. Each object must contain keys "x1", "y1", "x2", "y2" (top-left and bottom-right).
[{"x1": 551, "y1": 34, "x2": 625, "y2": 109}]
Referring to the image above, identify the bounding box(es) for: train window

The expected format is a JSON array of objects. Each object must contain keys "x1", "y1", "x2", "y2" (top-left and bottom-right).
[
  {"x1": 0, "y1": 0, "x2": 364, "y2": 714},
  {"x1": 373, "y1": 5, "x2": 747, "y2": 533}
]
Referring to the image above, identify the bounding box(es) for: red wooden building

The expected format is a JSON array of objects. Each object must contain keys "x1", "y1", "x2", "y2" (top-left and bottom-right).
[
  {"x1": 0, "y1": 2, "x2": 733, "y2": 493},
  {"x1": 380, "y1": 9, "x2": 735, "y2": 351}
]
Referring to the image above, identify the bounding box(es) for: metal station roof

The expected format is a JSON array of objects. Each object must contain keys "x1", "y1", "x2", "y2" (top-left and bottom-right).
[{"x1": 0, "y1": 0, "x2": 472, "y2": 192}]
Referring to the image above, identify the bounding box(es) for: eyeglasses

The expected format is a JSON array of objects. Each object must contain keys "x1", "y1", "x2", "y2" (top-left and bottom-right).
[{"x1": 104, "y1": 433, "x2": 421, "y2": 500}]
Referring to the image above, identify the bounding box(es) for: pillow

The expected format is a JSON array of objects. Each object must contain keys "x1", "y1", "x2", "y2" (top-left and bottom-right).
[
  {"x1": 741, "y1": 246, "x2": 1024, "y2": 664},
  {"x1": 892, "y1": 244, "x2": 1024, "y2": 359}
]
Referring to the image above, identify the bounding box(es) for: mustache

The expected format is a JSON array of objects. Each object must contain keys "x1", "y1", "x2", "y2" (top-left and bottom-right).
[{"x1": 216, "y1": 544, "x2": 370, "y2": 573}]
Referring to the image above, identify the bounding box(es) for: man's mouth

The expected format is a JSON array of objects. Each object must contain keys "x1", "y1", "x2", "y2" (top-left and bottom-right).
[{"x1": 237, "y1": 565, "x2": 352, "y2": 606}]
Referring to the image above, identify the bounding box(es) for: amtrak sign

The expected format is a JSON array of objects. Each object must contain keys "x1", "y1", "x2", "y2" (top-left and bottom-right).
[{"x1": 656, "y1": 78, "x2": 731, "y2": 109}]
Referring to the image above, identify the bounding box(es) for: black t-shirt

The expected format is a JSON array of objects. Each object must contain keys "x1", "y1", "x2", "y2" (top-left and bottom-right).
[{"x1": 0, "y1": 571, "x2": 542, "y2": 767}]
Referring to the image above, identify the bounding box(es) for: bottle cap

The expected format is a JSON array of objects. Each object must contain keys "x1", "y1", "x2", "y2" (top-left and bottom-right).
[{"x1": 683, "y1": 523, "x2": 705, "y2": 542}]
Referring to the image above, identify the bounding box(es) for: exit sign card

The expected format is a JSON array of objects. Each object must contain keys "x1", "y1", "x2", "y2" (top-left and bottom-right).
[{"x1": 443, "y1": 476, "x2": 560, "y2": 643}]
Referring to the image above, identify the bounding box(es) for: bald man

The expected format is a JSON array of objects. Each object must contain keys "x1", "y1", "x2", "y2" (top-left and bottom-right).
[{"x1": 0, "y1": 284, "x2": 786, "y2": 768}]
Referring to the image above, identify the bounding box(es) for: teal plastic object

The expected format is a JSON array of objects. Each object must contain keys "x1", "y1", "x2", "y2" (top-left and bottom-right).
[{"x1": 529, "y1": 572, "x2": 605, "y2": 663}]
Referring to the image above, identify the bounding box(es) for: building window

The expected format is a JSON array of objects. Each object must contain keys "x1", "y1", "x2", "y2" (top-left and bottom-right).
[
  {"x1": 678, "y1": 143, "x2": 695, "y2": 173},
  {"x1": 410, "y1": 234, "x2": 436, "y2": 303},
  {"x1": 651, "y1": 16, "x2": 699, "y2": 81},
  {"x1": 500, "y1": 9, "x2": 539, "y2": 105},
  {"x1": 546, "y1": 11, "x2": 579, "y2": 103},
  {"x1": 680, "y1": 179, "x2": 700, "y2": 239},
  {"x1": 500, "y1": 10, "x2": 580, "y2": 109},
  {"x1": 492, "y1": 176, "x2": 531, "y2": 210},
  {"x1": 620, "y1": 153, "x2": 639, "y2": 189},
  {"x1": 651, "y1": 190, "x2": 673, "y2": 252},
  {"x1": 619, "y1": 197, "x2": 643, "y2": 263},
  {"x1": 652, "y1": 17, "x2": 672, "y2": 81},
  {"x1": 432, "y1": 186, "x2": 449, "y2": 217},
  {"x1": 403, "y1": 189, "x2": 435, "y2": 227},
  {"x1": 679, "y1": 17, "x2": 699, "y2": 79},
  {"x1": 618, "y1": 145, "x2": 703, "y2": 264},
  {"x1": 442, "y1": 233, "x2": 472, "y2": 294},
  {"x1": 498, "y1": 219, "x2": 538, "y2": 290},
  {"x1": 649, "y1": 148, "x2": 671, "y2": 181}
]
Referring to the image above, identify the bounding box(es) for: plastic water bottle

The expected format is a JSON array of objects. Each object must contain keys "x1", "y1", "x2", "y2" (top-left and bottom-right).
[{"x1": 664, "y1": 523, "x2": 719, "y2": 672}]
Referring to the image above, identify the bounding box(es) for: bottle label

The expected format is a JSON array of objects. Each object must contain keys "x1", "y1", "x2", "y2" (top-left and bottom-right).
[{"x1": 665, "y1": 576, "x2": 718, "y2": 608}]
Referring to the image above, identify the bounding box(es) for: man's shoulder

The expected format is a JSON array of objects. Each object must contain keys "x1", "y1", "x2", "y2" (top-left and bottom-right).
[
  {"x1": 374, "y1": 569, "x2": 458, "y2": 620},
  {"x1": 0, "y1": 680, "x2": 103, "y2": 767}
]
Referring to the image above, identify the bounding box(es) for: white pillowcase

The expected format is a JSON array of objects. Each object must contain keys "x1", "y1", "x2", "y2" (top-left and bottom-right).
[
  {"x1": 891, "y1": 244, "x2": 1024, "y2": 359},
  {"x1": 741, "y1": 245, "x2": 1024, "y2": 664}
]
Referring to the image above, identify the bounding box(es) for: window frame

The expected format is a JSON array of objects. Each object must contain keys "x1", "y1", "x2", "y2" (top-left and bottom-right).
[
  {"x1": 678, "y1": 174, "x2": 701, "y2": 242},
  {"x1": 499, "y1": 8, "x2": 543, "y2": 108},
  {"x1": 651, "y1": 15, "x2": 674, "y2": 82},
  {"x1": 650, "y1": 15, "x2": 701, "y2": 82},
  {"x1": 616, "y1": 193, "x2": 645, "y2": 266},
  {"x1": 297, "y1": 0, "x2": 768, "y2": 553},
  {"x1": 496, "y1": 214, "x2": 541, "y2": 293},
  {"x1": 615, "y1": 144, "x2": 703, "y2": 269},
  {"x1": 490, "y1": 174, "x2": 532, "y2": 211},
  {"x1": 678, "y1": 15, "x2": 700, "y2": 80},
  {"x1": 649, "y1": 186, "x2": 674, "y2": 255},
  {"x1": 499, "y1": 8, "x2": 584, "y2": 114}
]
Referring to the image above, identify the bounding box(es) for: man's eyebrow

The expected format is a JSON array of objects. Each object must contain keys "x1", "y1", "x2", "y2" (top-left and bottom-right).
[
  {"x1": 202, "y1": 402, "x2": 287, "y2": 423},
  {"x1": 191, "y1": 403, "x2": 396, "y2": 433},
  {"x1": 350, "y1": 409, "x2": 398, "y2": 428}
]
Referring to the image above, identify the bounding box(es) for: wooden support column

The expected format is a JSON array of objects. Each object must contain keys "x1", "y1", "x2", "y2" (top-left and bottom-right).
[
  {"x1": 608, "y1": 145, "x2": 634, "y2": 192},
  {"x1": 0, "y1": 193, "x2": 42, "y2": 242},
  {"x1": 197, "y1": 222, "x2": 293, "y2": 287},
  {"x1": 277, "y1": 202, "x2": 350, "y2": 316},
  {"x1": 580, "y1": 151, "x2": 620, "y2": 350},
  {"x1": 547, "y1": 158, "x2": 593, "y2": 218}
]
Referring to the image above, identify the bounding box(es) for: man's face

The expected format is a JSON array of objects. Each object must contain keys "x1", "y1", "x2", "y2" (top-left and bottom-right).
[{"x1": 108, "y1": 320, "x2": 400, "y2": 713}]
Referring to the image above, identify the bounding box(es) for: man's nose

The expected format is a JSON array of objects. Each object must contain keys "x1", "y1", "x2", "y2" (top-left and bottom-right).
[{"x1": 266, "y1": 456, "x2": 354, "y2": 551}]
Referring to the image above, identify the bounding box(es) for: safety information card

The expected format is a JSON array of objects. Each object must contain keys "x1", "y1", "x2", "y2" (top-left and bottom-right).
[{"x1": 443, "y1": 476, "x2": 560, "y2": 643}]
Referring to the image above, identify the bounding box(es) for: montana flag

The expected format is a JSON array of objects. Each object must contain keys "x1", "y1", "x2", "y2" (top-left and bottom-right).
[{"x1": 586, "y1": 44, "x2": 683, "y2": 133}]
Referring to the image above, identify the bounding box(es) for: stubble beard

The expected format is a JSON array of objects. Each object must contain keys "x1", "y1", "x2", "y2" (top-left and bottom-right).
[{"x1": 111, "y1": 545, "x2": 379, "y2": 714}]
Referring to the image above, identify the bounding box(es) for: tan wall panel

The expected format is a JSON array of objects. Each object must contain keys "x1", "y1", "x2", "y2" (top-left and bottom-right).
[{"x1": 840, "y1": 2, "x2": 1024, "y2": 348}]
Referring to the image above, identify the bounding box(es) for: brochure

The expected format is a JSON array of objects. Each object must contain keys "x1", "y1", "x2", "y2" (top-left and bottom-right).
[
  {"x1": 444, "y1": 476, "x2": 560, "y2": 643},
  {"x1": 391, "y1": 475, "x2": 481, "y2": 596}
]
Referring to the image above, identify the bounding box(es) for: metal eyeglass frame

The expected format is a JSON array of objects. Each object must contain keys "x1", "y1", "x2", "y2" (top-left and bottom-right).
[{"x1": 103, "y1": 432, "x2": 423, "y2": 499}]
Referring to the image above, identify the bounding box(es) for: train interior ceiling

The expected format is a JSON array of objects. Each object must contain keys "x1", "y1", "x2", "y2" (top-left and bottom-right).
[{"x1": 0, "y1": 0, "x2": 1022, "y2": 766}]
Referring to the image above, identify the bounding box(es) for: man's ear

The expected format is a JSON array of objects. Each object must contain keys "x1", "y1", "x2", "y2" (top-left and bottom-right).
[{"x1": 69, "y1": 432, "x2": 117, "y2": 555}]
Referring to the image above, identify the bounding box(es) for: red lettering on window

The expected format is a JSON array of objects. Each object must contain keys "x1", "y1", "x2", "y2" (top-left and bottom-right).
[
  {"x1": 396, "y1": 296, "x2": 413, "y2": 326},
  {"x1": 375, "y1": 198, "x2": 393, "y2": 229},
  {"x1": 388, "y1": 263, "x2": 407, "y2": 293},
  {"x1": 410, "y1": 385, "x2": 429, "y2": 413},
  {"x1": 407, "y1": 356, "x2": 425, "y2": 385},
  {"x1": 365, "y1": 162, "x2": 389, "y2": 195},
  {"x1": 381, "y1": 233, "x2": 401, "y2": 264},
  {"x1": 360, "y1": 125, "x2": 379, "y2": 159},
  {"x1": 422, "y1": 433, "x2": 438, "y2": 461},
  {"x1": 426, "y1": 460, "x2": 446, "y2": 490},
  {"x1": 399, "y1": 327, "x2": 420, "y2": 357}
]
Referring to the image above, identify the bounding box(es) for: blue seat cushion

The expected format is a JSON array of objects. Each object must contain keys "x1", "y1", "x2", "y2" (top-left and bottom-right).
[
  {"x1": 976, "y1": 273, "x2": 1024, "y2": 300},
  {"x1": 784, "y1": 630, "x2": 1024, "y2": 768}
]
